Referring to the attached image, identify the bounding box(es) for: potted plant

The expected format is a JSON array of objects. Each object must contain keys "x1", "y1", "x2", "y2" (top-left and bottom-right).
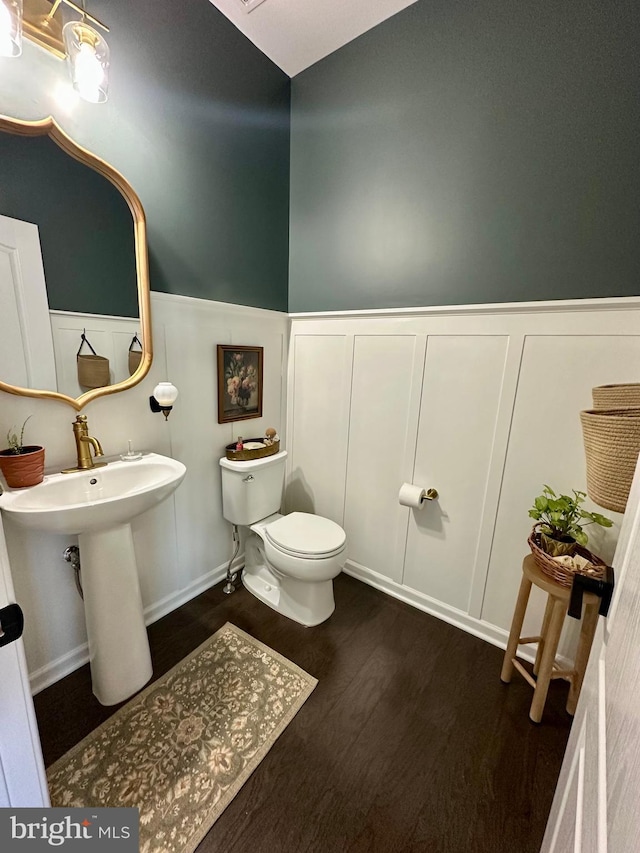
[
  {"x1": 0, "y1": 417, "x2": 45, "y2": 489},
  {"x1": 528, "y1": 484, "x2": 612, "y2": 557}
]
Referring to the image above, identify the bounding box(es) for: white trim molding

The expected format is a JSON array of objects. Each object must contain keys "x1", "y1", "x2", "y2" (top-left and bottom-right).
[{"x1": 290, "y1": 295, "x2": 640, "y2": 320}]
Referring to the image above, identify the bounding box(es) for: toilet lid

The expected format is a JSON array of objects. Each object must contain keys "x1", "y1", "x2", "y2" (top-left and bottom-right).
[{"x1": 265, "y1": 512, "x2": 346, "y2": 557}]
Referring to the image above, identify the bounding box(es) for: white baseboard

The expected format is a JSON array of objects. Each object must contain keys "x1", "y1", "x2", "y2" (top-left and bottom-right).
[
  {"x1": 29, "y1": 555, "x2": 244, "y2": 696},
  {"x1": 29, "y1": 551, "x2": 569, "y2": 695},
  {"x1": 343, "y1": 559, "x2": 571, "y2": 670},
  {"x1": 142, "y1": 558, "x2": 237, "y2": 626},
  {"x1": 28, "y1": 644, "x2": 91, "y2": 698}
]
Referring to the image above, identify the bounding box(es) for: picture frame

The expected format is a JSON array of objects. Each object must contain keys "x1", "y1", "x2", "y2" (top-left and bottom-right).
[{"x1": 217, "y1": 345, "x2": 264, "y2": 424}]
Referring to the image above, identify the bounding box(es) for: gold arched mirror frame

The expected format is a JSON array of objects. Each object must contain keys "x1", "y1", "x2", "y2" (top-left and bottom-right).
[{"x1": 0, "y1": 114, "x2": 152, "y2": 411}]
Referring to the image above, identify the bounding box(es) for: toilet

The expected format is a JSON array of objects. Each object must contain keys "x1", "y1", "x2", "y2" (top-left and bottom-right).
[{"x1": 219, "y1": 450, "x2": 346, "y2": 626}]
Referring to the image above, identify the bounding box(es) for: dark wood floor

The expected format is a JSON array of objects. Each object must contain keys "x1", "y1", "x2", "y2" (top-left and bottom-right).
[{"x1": 34, "y1": 574, "x2": 571, "y2": 853}]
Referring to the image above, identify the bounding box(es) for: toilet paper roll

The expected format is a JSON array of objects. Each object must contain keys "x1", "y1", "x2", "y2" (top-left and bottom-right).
[{"x1": 398, "y1": 483, "x2": 427, "y2": 509}]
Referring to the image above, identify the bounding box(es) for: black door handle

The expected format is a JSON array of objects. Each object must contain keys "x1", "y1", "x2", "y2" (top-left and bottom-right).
[
  {"x1": 0, "y1": 603, "x2": 24, "y2": 648},
  {"x1": 568, "y1": 565, "x2": 615, "y2": 620}
]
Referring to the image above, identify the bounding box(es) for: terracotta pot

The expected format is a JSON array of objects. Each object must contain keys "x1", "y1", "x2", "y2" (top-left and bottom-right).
[{"x1": 0, "y1": 446, "x2": 45, "y2": 489}]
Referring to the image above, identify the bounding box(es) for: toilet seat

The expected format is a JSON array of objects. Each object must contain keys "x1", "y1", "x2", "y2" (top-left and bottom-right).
[{"x1": 265, "y1": 512, "x2": 346, "y2": 559}]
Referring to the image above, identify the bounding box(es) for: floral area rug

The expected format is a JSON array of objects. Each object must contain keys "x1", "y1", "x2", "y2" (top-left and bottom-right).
[{"x1": 47, "y1": 623, "x2": 317, "y2": 853}]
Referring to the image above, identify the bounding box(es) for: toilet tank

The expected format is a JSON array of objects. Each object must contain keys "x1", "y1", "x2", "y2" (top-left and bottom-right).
[{"x1": 219, "y1": 450, "x2": 287, "y2": 525}]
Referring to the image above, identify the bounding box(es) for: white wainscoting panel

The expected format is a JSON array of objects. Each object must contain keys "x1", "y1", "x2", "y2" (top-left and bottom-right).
[
  {"x1": 482, "y1": 334, "x2": 634, "y2": 656},
  {"x1": 285, "y1": 335, "x2": 353, "y2": 524},
  {"x1": 49, "y1": 311, "x2": 140, "y2": 399},
  {"x1": 4, "y1": 294, "x2": 640, "y2": 696},
  {"x1": 1, "y1": 292, "x2": 288, "y2": 693},
  {"x1": 2, "y1": 523, "x2": 88, "y2": 689},
  {"x1": 288, "y1": 299, "x2": 640, "y2": 658},
  {"x1": 344, "y1": 335, "x2": 425, "y2": 583},
  {"x1": 403, "y1": 335, "x2": 508, "y2": 609},
  {"x1": 156, "y1": 293, "x2": 288, "y2": 592}
]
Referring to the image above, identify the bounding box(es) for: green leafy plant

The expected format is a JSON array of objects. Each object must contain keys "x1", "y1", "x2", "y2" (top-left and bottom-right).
[
  {"x1": 528, "y1": 484, "x2": 612, "y2": 547},
  {"x1": 5, "y1": 416, "x2": 32, "y2": 455}
]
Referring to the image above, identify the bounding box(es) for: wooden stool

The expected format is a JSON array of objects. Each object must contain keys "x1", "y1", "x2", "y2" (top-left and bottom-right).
[{"x1": 500, "y1": 554, "x2": 600, "y2": 723}]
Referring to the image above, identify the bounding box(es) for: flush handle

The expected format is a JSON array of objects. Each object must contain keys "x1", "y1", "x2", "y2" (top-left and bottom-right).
[{"x1": 243, "y1": 475, "x2": 254, "y2": 483}]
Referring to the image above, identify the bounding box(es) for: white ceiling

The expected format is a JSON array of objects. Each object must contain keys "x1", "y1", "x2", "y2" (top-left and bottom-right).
[{"x1": 208, "y1": 0, "x2": 418, "y2": 78}]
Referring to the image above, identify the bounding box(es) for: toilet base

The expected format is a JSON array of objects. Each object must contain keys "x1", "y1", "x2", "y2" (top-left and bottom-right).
[{"x1": 242, "y1": 564, "x2": 335, "y2": 627}]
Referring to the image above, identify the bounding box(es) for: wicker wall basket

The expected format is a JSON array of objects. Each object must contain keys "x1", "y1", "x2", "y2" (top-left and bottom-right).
[
  {"x1": 528, "y1": 526, "x2": 606, "y2": 588},
  {"x1": 592, "y1": 383, "x2": 640, "y2": 409},
  {"x1": 580, "y1": 407, "x2": 640, "y2": 513},
  {"x1": 77, "y1": 333, "x2": 111, "y2": 389},
  {"x1": 77, "y1": 354, "x2": 110, "y2": 389}
]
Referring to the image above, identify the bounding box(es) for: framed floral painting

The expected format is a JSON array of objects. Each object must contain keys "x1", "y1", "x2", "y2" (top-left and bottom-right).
[{"x1": 217, "y1": 345, "x2": 264, "y2": 424}]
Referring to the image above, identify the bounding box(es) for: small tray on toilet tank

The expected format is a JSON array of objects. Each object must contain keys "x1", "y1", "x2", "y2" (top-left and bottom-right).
[{"x1": 224, "y1": 439, "x2": 280, "y2": 462}]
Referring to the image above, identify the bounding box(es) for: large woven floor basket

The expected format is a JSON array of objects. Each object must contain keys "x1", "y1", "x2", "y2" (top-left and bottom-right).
[
  {"x1": 528, "y1": 527, "x2": 606, "y2": 588},
  {"x1": 580, "y1": 407, "x2": 640, "y2": 513},
  {"x1": 592, "y1": 383, "x2": 640, "y2": 409}
]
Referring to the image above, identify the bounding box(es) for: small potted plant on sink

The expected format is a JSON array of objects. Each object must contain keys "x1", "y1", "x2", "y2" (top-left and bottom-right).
[
  {"x1": 0, "y1": 417, "x2": 45, "y2": 489},
  {"x1": 528, "y1": 484, "x2": 612, "y2": 557}
]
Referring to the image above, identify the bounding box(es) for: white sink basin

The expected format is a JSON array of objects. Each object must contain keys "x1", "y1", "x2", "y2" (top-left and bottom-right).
[
  {"x1": 0, "y1": 452, "x2": 186, "y2": 706},
  {"x1": 0, "y1": 453, "x2": 186, "y2": 534}
]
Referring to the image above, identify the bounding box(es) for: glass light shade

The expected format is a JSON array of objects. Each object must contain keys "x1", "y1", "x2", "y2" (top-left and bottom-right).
[
  {"x1": 63, "y1": 20, "x2": 109, "y2": 103},
  {"x1": 153, "y1": 382, "x2": 179, "y2": 407},
  {"x1": 0, "y1": 0, "x2": 22, "y2": 57}
]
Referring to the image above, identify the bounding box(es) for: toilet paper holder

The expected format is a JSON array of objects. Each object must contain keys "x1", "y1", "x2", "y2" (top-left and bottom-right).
[{"x1": 398, "y1": 482, "x2": 439, "y2": 509}]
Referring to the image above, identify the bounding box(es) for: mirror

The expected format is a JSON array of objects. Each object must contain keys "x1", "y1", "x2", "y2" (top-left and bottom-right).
[{"x1": 0, "y1": 115, "x2": 152, "y2": 410}]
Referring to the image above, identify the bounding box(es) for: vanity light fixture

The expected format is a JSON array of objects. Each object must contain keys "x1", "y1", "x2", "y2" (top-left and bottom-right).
[
  {"x1": 62, "y1": 14, "x2": 109, "y2": 103},
  {"x1": 4, "y1": 0, "x2": 110, "y2": 103},
  {"x1": 150, "y1": 382, "x2": 179, "y2": 421}
]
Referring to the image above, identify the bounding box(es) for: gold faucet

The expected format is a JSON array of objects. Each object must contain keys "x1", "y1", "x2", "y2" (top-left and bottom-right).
[{"x1": 62, "y1": 415, "x2": 107, "y2": 474}]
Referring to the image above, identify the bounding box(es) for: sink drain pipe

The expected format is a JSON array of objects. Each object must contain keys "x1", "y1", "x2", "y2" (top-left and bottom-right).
[
  {"x1": 63, "y1": 545, "x2": 84, "y2": 600},
  {"x1": 223, "y1": 525, "x2": 241, "y2": 595}
]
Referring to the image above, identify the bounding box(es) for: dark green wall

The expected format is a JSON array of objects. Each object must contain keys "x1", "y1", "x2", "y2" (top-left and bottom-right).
[
  {"x1": 289, "y1": 0, "x2": 639, "y2": 312},
  {"x1": 0, "y1": 0, "x2": 290, "y2": 312},
  {"x1": 0, "y1": 134, "x2": 137, "y2": 316}
]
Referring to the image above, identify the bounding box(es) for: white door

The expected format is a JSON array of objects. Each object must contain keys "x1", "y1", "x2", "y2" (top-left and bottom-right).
[
  {"x1": 541, "y1": 459, "x2": 640, "y2": 852},
  {"x1": 0, "y1": 214, "x2": 56, "y2": 390},
  {"x1": 0, "y1": 518, "x2": 49, "y2": 806}
]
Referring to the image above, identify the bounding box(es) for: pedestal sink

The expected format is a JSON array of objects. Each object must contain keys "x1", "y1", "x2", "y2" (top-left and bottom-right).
[{"x1": 0, "y1": 453, "x2": 186, "y2": 705}]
